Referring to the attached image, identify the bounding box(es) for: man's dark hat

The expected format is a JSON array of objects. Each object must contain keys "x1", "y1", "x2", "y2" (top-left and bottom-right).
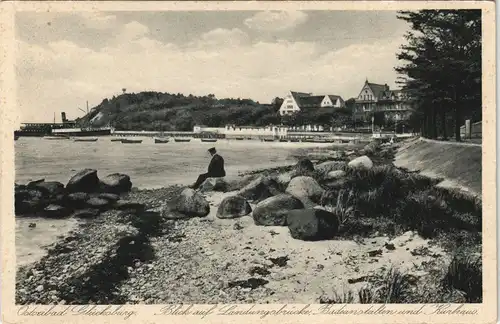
[{"x1": 208, "y1": 147, "x2": 216, "y2": 154}]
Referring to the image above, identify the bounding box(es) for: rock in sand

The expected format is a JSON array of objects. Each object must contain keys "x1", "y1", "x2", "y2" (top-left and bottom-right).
[
  {"x1": 28, "y1": 180, "x2": 65, "y2": 197},
  {"x1": 216, "y1": 195, "x2": 252, "y2": 219},
  {"x1": 85, "y1": 197, "x2": 111, "y2": 210},
  {"x1": 348, "y1": 155, "x2": 373, "y2": 170},
  {"x1": 113, "y1": 200, "x2": 146, "y2": 212},
  {"x1": 72, "y1": 208, "x2": 100, "y2": 219},
  {"x1": 287, "y1": 208, "x2": 340, "y2": 241},
  {"x1": 99, "y1": 173, "x2": 132, "y2": 193},
  {"x1": 285, "y1": 176, "x2": 324, "y2": 207},
  {"x1": 292, "y1": 158, "x2": 315, "y2": 177},
  {"x1": 15, "y1": 199, "x2": 46, "y2": 215},
  {"x1": 238, "y1": 176, "x2": 281, "y2": 203},
  {"x1": 199, "y1": 177, "x2": 228, "y2": 193},
  {"x1": 43, "y1": 204, "x2": 69, "y2": 218},
  {"x1": 64, "y1": 192, "x2": 90, "y2": 208},
  {"x1": 98, "y1": 193, "x2": 121, "y2": 202},
  {"x1": 325, "y1": 170, "x2": 347, "y2": 180},
  {"x1": 174, "y1": 188, "x2": 210, "y2": 217},
  {"x1": 252, "y1": 194, "x2": 304, "y2": 226},
  {"x1": 315, "y1": 161, "x2": 346, "y2": 176},
  {"x1": 66, "y1": 169, "x2": 99, "y2": 193}
]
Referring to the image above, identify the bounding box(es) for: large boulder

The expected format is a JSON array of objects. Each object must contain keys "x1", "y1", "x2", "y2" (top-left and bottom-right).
[
  {"x1": 43, "y1": 204, "x2": 70, "y2": 218},
  {"x1": 98, "y1": 193, "x2": 121, "y2": 202},
  {"x1": 363, "y1": 142, "x2": 380, "y2": 155},
  {"x1": 292, "y1": 158, "x2": 315, "y2": 178},
  {"x1": 315, "y1": 161, "x2": 347, "y2": 177},
  {"x1": 66, "y1": 169, "x2": 99, "y2": 193},
  {"x1": 238, "y1": 176, "x2": 282, "y2": 203},
  {"x1": 274, "y1": 172, "x2": 293, "y2": 188},
  {"x1": 225, "y1": 174, "x2": 258, "y2": 192},
  {"x1": 325, "y1": 170, "x2": 347, "y2": 180},
  {"x1": 285, "y1": 176, "x2": 325, "y2": 208},
  {"x1": 199, "y1": 177, "x2": 228, "y2": 193},
  {"x1": 99, "y1": 173, "x2": 132, "y2": 194},
  {"x1": 348, "y1": 155, "x2": 373, "y2": 170},
  {"x1": 173, "y1": 188, "x2": 210, "y2": 217},
  {"x1": 63, "y1": 192, "x2": 90, "y2": 209},
  {"x1": 252, "y1": 194, "x2": 304, "y2": 226},
  {"x1": 15, "y1": 199, "x2": 46, "y2": 215},
  {"x1": 85, "y1": 197, "x2": 111, "y2": 210},
  {"x1": 28, "y1": 180, "x2": 65, "y2": 197},
  {"x1": 216, "y1": 195, "x2": 252, "y2": 219},
  {"x1": 15, "y1": 188, "x2": 44, "y2": 202},
  {"x1": 113, "y1": 200, "x2": 146, "y2": 212},
  {"x1": 72, "y1": 208, "x2": 100, "y2": 219},
  {"x1": 287, "y1": 208, "x2": 340, "y2": 241}
]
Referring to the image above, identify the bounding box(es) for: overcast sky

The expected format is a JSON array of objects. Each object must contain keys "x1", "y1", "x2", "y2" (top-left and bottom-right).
[{"x1": 16, "y1": 10, "x2": 410, "y2": 122}]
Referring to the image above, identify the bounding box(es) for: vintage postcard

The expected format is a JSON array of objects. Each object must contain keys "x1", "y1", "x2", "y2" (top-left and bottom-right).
[{"x1": 0, "y1": 1, "x2": 496, "y2": 323}]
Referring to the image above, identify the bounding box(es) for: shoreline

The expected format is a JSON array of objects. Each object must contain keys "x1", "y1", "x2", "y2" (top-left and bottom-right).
[{"x1": 15, "y1": 138, "x2": 482, "y2": 304}]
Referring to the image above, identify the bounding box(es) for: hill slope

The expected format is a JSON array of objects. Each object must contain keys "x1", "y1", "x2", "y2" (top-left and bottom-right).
[{"x1": 77, "y1": 92, "x2": 280, "y2": 131}]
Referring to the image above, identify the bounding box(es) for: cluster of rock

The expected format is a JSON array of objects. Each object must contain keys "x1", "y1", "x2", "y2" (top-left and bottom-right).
[
  {"x1": 15, "y1": 169, "x2": 134, "y2": 219},
  {"x1": 166, "y1": 151, "x2": 375, "y2": 241}
]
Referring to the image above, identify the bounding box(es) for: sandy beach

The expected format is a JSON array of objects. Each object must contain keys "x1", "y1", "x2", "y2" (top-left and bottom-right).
[{"x1": 15, "y1": 138, "x2": 482, "y2": 304}]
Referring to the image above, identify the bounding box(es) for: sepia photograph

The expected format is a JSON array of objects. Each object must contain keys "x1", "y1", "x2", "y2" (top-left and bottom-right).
[{"x1": 1, "y1": 1, "x2": 495, "y2": 321}]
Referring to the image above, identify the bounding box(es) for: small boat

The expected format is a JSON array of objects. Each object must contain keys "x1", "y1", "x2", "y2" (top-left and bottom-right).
[
  {"x1": 201, "y1": 138, "x2": 217, "y2": 143},
  {"x1": 43, "y1": 135, "x2": 69, "y2": 140},
  {"x1": 121, "y1": 139, "x2": 142, "y2": 144},
  {"x1": 73, "y1": 137, "x2": 98, "y2": 142},
  {"x1": 279, "y1": 139, "x2": 289, "y2": 143},
  {"x1": 263, "y1": 138, "x2": 275, "y2": 142},
  {"x1": 290, "y1": 139, "x2": 300, "y2": 143},
  {"x1": 110, "y1": 138, "x2": 123, "y2": 142},
  {"x1": 155, "y1": 138, "x2": 170, "y2": 143},
  {"x1": 235, "y1": 137, "x2": 244, "y2": 141},
  {"x1": 174, "y1": 138, "x2": 191, "y2": 143}
]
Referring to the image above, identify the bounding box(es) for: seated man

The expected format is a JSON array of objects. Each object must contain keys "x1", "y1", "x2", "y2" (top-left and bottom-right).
[{"x1": 189, "y1": 147, "x2": 226, "y2": 189}]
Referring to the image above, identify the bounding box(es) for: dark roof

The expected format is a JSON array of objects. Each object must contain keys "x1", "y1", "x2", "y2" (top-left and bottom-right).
[
  {"x1": 327, "y1": 95, "x2": 343, "y2": 102},
  {"x1": 290, "y1": 91, "x2": 311, "y2": 98},
  {"x1": 290, "y1": 91, "x2": 311, "y2": 106},
  {"x1": 366, "y1": 82, "x2": 390, "y2": 99},
  {"x1": 297, "y1": 95, "x2": 325, "y2": 108}
]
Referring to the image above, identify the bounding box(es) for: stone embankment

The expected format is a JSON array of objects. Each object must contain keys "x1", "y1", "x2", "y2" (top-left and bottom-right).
[{"x1": 16, "y1": 138, "x2": 482, "y2": 304}]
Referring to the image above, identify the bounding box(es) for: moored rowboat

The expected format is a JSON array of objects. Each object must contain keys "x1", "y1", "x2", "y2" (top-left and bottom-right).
[
  {"x1": 73, "y1": 137, "x2": 98, "y2": 142},
  {"x1": 200, "y1": 138, "x2": 217, "y2": 143},
  {"x1": 174, "y1": 138, "x2": 191, "y2": 142},
  {"x1": 43, "y1": 135, "x2": 69, "y2": 140},
  {"x1": 155, "y1": 138, "x2": 170, "y2": 143},
  {"x1": 121, "y1": 138, "x2": 142, "y2": 144}
]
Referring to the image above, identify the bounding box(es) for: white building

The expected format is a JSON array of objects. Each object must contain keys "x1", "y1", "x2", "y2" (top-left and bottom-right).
[
  {"x1": 192, "y1": 125, "x2": 225, "y2": 134},
  {"x1": 279, "y1": 91, "x2": 345, "y2": 116},
  {"x1": 224, "y1": 125, "x2": 288, "y2": 138},
  {"x1": 193, "y1": 125, "x2": 288, "y2": 138}
]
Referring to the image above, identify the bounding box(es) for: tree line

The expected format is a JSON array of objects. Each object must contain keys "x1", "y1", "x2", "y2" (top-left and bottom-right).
[
  {"x1": 78, "y1": 92, "x2": 356, "y2": 132},
  {"x1": 396, "y1": 9, "x2": 481, "y2": 141}
]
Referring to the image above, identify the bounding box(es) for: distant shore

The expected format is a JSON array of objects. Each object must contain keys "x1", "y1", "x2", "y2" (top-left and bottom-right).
[{"x1": 16, "y1": 138, "x2": 482, "y2": 304}]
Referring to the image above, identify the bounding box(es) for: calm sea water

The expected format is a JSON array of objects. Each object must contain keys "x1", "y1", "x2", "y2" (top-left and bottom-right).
[{"x1": 15, "y1": 136, "x2": 330, "y2": 267}]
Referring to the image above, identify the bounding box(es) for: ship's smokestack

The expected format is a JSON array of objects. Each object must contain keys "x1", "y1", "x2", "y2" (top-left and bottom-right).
[{"x1": 61, "y1": 112, "x2": 67, "y2": 123}]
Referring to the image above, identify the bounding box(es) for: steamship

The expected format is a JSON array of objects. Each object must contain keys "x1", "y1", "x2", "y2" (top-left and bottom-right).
[{"x1": 15, "y1": 112, "x2": 112, "y2": 137}]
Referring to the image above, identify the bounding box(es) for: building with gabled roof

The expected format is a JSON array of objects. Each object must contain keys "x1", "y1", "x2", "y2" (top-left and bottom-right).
[
  {"x1": 354, "y1": 79, "x2": 415, "y2": 122},
  {"x1": 279, "y1": 91, "x2": 345, "y2": 116}
]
